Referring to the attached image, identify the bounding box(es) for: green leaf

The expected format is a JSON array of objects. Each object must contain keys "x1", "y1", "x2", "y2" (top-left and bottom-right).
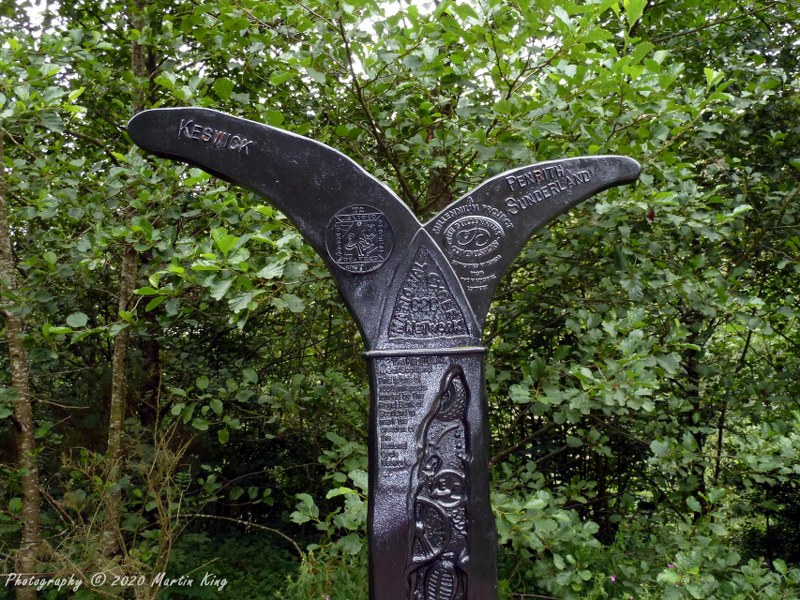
[
  {"x1": 264, "y1": 109, "x2": 284, "y2": 126},
  {"x1": 256, "y1": 260, "x2": 285, "y2": 280},
  {"x1": 326, "y1": 487, "x2": 357, "y2": 499},
  {"x1": 192, "y1": 417, "x2": 209, "y2": 432},
  {"x1": 731, "y1": 204, "x2": 753, "y2": 216},
  {"x1": 305, "y1": 67, "x2": 326, "y2": 84},
  {"x1": 66, "y1": 312, "x2": 88, "y2": 328},
  {"x1": 552, "y1": 6, "x2": 571, "y2": 26},
  {"x1": 68, "y1": 86, "x2": 85, "y2": 101},
  {"x1": 452, "y1": 3, "x2": 479, "y2": 21},
  {"x1": 704, "y1": 67, "x2": 724, "y2": 88},
  {"x1": 290, "y1": 510, "x2": 311, "y2": 524},
  {"x1": 210, "y1": 278, "x2": 233, "y2": 301},
  {"x1": 213, "y1": 231, "x2": 239, "y2": 257},
  {"x1": 338, "y1": 532, "x2": 363, "y2": 556},
  {"x1": 40, "y1": 112, "x2": 65, "y2": 133},
  {"x1": 48, "y1": 326, "x2": 73, "y2": 335},
  {"x1": 209, "y1": 398, "x2": 223, "y2": 416},
  {"x1": 229, "y1": 292, "x2": 253, "y2": 314},
  {"x1": 624, "y1": 0, "x2": 646, "y2": 30},
  {"x1": 774, "y1": 559, "x2": 787, "y2": 575},
  {"x1": 269, "y1": 72, "x2": 294, "y2": 86},
  {"x1": 196, "y1": 375, "x2": 209, "y2": 390},
  {"x1": 283, "y1": 293, "x2": 305, "y2": 313},
  {"x1": 650, "y1": 439, "x2": 669, "y2": 457},
  {"x1": 145, "y1": 296, "x2": 166, "y2": 312},
  {"x1": 135, "y1": 286, "x2": 159, "y2": 296},
  {"x1": 709, "y1": 522, "x2": 727, "y2": 536},
  {"x1": 213, "y1": 77, "x2": 235, "y2": 100},
  {"x1": 218, "y1": 428, "x2": 229, "y2": 444}
]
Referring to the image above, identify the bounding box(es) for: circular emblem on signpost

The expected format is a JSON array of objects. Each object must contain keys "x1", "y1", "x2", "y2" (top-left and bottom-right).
[
  {"x1": 443, "y1": 216, "x2": 504, "y2": 262},
  {"x1": 325, "y1": 204, "x2": 394, "y2": 274}
]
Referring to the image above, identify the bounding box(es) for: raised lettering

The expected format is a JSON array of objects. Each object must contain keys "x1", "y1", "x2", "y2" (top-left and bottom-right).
[
  {"x1": 238, "y1": 139, "x2": 255, "y2": 155},
  {"x1": 212, "y1": 130, "x2": 229, "y2": 148},
  {"x1": 178, "y1": 119, "x2": 193, "y2": 139}
]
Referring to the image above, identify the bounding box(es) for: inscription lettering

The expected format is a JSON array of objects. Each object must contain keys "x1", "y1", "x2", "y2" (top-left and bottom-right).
[
  {"x1": 431, "y1": 197, "x2": 513, "y2": 235},
  {"x1": 429, "y1": 198, "x2": 512, "y2": 295},
  {"x1": 504, "y1": 164, "x2": 566, "y2": 191},
  {"x1": 505, "y1": 169, "x2": 592, "y2": 215},
  {"x1": 374, "y1": 356, "x2": 448, "y2": 469},
  {"x1": 177, "y1": 119, "x2": 255, "y2": 155},
  {"x1": 389, "y1": 247, "x2": 468, "y2": 339}
]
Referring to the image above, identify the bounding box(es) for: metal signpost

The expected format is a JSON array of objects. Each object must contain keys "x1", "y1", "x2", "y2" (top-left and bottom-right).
[{"x1": 127, "y1": 107, "x2": 640, "y2": 600}]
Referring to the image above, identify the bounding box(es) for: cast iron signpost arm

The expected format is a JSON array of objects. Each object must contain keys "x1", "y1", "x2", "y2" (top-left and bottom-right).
[
  {"x1": 127, "y1": 107, "x2": 422, "y2": 345},
  {"x1": 127, "y1": 107, "x2": 640, "y2": 600},
  {"x1": 426, "y1": 156, "x2": 641, "y2": 323}
]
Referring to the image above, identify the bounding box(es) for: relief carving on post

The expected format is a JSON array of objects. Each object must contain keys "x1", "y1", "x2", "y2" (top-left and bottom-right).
[{"x1": 407, "y1": 366, "x2": 470, "y2": 600}]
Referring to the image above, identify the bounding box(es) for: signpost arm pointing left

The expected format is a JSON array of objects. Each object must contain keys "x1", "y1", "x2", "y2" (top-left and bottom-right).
[{"x1": 127, "y1": 107, "x2": 423, "y2": 346}]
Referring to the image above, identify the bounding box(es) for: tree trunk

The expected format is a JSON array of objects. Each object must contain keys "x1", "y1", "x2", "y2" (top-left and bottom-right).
[
  {"x1": 100, "y1": 0, "x2": 152, "y2": 558},
  {"x1": 0, "y1": 131, "x2": 41, "y2": 600},
  {"x1": 100, "y1": 244, "x2": 138, "y2": 557}
]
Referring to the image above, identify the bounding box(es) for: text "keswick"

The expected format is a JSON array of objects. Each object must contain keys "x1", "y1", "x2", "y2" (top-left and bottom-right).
[{"x1": 177, "y1": 119, "x2": 255, "y2": 155}]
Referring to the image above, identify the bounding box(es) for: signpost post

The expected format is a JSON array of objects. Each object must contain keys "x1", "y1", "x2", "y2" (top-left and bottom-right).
[{"x1": 128, "y1": 107, "x2": 640, "y2": 600}]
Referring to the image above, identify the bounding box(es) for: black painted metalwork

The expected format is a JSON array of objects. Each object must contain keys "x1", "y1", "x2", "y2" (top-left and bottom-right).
[{"x1": 127, "y1": 107, "x2": 640, "y2": 600}]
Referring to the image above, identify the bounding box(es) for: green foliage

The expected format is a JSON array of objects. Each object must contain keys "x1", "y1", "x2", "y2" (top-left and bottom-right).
[
  {"x1": 164, "y1": 532, "x2": 298, "y2": 599},
  {"x1": 278, "y1": 547, "x2": 369, "y2": 600}
]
